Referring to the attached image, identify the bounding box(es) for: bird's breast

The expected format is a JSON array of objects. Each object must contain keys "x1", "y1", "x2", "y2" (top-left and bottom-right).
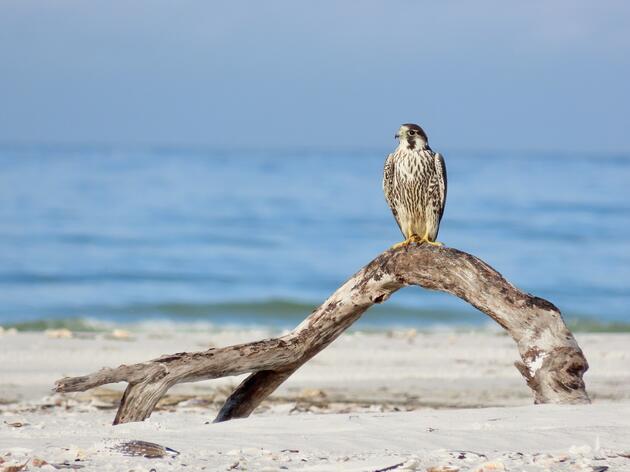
[{"x1": 394, "y1": 149, "x2": 434, "y2": 180}]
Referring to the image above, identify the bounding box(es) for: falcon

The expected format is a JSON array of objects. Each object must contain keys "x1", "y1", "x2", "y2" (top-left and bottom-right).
[{"x1": 383, "y1": 123, "x2": 447, "y2": 248}]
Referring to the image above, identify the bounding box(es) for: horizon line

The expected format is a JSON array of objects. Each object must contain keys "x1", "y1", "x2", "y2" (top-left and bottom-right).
[{"x1": 0, "y1": 139, "x2": 629, "y2": 157}]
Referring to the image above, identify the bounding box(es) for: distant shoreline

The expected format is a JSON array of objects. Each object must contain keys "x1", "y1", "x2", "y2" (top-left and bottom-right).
[{"x1": 3, "y1": 312, "x2": 630, "y2": 333}]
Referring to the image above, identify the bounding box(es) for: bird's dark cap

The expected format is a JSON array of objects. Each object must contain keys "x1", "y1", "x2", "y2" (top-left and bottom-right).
[
  {"x1": 401, "y1": 123, "x2": 428, "y2": 141},
  {"x1": 402, "y1": 123, "x2": 424, "y2": 132}
]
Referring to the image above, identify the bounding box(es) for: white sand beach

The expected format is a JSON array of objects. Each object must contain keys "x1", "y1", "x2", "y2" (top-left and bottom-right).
[{"x1": 1, "y1": 328, "x2": 630, "y2": 471}]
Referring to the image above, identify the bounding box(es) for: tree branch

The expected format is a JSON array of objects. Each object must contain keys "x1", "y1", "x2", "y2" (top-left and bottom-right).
[{"x1": 54, "y1": 244, "x2": 590, "y2": 424}]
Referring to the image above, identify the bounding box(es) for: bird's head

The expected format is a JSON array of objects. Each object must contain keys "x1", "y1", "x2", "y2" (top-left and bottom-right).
[{"x1": 395, "y1": 123, "x2": 429, "y2": 150}]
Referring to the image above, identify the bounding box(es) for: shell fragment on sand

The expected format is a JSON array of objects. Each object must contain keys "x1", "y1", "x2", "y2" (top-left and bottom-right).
[{"x1": 110, "y1": 440, "x2": 180, "y2": 459}]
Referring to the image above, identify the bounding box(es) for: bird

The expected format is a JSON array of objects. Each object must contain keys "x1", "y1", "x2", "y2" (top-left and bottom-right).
[{"x1": 383, "y1": 123, "x2": 447, "y2": 249}]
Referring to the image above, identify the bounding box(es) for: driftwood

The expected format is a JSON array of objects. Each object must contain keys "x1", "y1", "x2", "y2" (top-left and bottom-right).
[{"x1": 54, "y1": 244, "x2": 590, "y2": 424}]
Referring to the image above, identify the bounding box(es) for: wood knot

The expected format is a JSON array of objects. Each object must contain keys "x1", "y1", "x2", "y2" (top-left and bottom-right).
[{"x1": 372, "y1": 294, "x2": 388, "y2": 304}]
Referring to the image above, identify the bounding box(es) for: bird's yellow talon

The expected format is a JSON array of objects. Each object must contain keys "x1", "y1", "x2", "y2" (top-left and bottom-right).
[
  {"x1": 418, "y1": 229, "x2": 442, "y2": 246},
  {"x1": 391, "y1": 233, "x2": 443, "y2": 249},
  {"x1": 391, "y1": 239, "x2": 412, "y2": 249}
]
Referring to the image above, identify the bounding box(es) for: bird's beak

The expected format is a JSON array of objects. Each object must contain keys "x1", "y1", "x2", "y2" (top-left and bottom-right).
[{"x1": 394, "y1": 133, "x2": 400, "y2": 139}]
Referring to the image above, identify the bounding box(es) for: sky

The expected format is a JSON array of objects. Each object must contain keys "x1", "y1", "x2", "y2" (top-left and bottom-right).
[{"x1": 1, "y1": 1, "x2": 629, "y2": 152}]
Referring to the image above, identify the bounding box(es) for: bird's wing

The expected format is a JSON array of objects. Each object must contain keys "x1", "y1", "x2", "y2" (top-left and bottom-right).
[
  {"x1": 383, "y1": 153, "x2": 403, "y2": 234},
  {"x1": 434, "y1": 152, "x2": 447, "y2": 223},
  {"x1": 383, "y1": 153, "x2": 396, "y2": 209}
]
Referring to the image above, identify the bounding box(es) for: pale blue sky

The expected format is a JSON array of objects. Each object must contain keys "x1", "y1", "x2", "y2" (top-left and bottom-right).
[{"x1": 1, "y1": 1, "x2": 629, "y2": 152}]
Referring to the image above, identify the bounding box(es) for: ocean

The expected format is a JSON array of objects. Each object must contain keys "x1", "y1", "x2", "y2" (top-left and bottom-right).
[{"x1": 1, "y1": 146, "x2": 629, "y2": 331}]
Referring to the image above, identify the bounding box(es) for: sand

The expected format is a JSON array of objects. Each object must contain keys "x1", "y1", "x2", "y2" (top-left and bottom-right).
[{"x1": 1, "y1": 327, "x2": 630, "y2": 471}]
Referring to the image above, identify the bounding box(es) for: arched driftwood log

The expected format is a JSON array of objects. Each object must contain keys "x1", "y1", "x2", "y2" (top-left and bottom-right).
[{"x1": 54, "y1": 245, "x2": 590, "y2": 424}]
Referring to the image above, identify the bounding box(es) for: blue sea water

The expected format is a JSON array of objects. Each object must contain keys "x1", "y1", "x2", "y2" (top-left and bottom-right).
[{"x1": 0, "y1": 146, "x2": 629, "y2": 330}]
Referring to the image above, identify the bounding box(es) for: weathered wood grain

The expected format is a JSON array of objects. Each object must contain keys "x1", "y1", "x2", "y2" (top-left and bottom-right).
[{"x1": 54, "y1": 244, "x2": 590, "y2": 424}]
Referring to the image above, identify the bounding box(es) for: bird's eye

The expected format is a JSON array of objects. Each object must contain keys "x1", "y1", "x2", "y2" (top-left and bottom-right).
[{"x1": 408, "y1": 130, "x2": 415, "y2": 136}]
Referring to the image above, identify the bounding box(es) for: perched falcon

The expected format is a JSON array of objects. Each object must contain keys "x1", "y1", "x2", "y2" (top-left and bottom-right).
[{"x1": 383, "y1": 123, "x2": 447, "y2": 248}]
